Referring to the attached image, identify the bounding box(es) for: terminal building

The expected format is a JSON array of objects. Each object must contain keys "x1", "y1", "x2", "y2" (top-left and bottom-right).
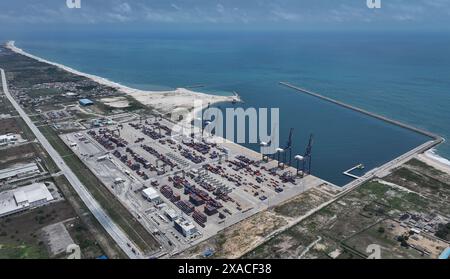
[
  {"x1": 0, "y1": 183, "x2": 54, "y2": 218},
  {"x1": 174, "y1": 218, "x2": 197, "y2": 237},
  {"x1": 0, "y1": 163, "x2": 41, "y2": 182}
]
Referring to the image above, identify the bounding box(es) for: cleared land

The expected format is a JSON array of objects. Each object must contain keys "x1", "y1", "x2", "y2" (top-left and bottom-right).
[
  {"x1": 243, "y1": 157, "x2": 450, "y2": 259},
  {"x1": 0, "y1": 201, "x2": 75, "y2": 259},
  {"x1": 175, "y1": 187, "x2": 337, "y2": 259}
]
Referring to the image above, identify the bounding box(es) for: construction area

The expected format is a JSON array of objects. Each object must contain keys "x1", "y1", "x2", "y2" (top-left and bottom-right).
[
  {"x1": 59, "y1": 114, "x2": 330, "y2": 255},
  {"x1": 242, "y1": 158, "x2": 450, "y2": 259}
]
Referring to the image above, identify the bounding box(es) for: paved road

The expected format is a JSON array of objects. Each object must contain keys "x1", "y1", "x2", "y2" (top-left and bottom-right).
[{"x1": 1, "y1": 68, "x2": 142, "y2": 259}]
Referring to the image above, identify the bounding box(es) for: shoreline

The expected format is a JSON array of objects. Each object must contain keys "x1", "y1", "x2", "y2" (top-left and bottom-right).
[
  {"x1": 4, "y1": 41, "x2": 450, "y2": 176},
  {"x1": 5, "y1": 41, "x2": 240, "y2": 124},
  {"x1": 420, "y1": 148, "x2": 450, "y2": 174},
  {"x1": 425, "y1": 148, "x2": 450, "y2": 167}
]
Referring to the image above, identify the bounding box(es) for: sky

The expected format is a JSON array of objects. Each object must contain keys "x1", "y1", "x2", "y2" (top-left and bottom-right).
[{"x1": 0, "y1": 0, "x2": 450, "y2": 32}]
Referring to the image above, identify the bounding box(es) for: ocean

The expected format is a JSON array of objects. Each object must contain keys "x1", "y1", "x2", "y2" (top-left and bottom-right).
[{"x1": 4, "y1": 30, "x2": 450, "y2": 186}]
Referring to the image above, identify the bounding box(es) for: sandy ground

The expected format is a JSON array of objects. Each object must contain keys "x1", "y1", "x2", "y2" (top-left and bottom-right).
[
  {"x1": 6, "y1": 41, "x2": 240, "y2": 123},
  {"x1": 99, "y1": 97, "x2": 130, "y2": 108},
  {"x1": 128, "y1": 88, "x2": 237, "y2": 123},
  {"x1": 40, "y1": 222, "x2": 75, "y2": 257},
  {"x1": 418, "y1": 149, "x2": 450, "y2": 175}
]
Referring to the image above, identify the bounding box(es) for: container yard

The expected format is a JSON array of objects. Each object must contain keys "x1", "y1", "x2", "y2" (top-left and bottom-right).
[{"x1": 60, "y1": 115, "x2": 329, "y2": 254}]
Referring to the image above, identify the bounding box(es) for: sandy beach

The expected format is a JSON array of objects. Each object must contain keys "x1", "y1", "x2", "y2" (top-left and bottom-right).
[
  {"x1": 6, "y1": 41, "x2": 240, "y2": 123},
  {"x1": 419, "y1": 148, "x2": 450, "y2": 175}
]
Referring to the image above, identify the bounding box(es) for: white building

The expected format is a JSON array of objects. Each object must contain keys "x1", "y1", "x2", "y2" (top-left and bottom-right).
[
  {"x1": 164, "y1": 207, "x2": 179, "y2": 221},
  {"x1": 0, "y1": 134, "x2": 18, "y2": 146},
  {"x1": 0, "y1": 163, "x2": 40, "y2": 182},
  {"x1": 0, "y1": 183, "x2": 54, "y2": 218},
  {"x1": 142, "y1": 187, "x2": 161, "y2": 202},
  {"x1": 174, "y1": 218, "x2": 197, "y2": 237}
]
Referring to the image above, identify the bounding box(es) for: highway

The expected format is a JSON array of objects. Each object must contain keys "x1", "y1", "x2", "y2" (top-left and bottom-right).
[{"x1": 1, "y1": 68, "x2": 142, "y2": 259}]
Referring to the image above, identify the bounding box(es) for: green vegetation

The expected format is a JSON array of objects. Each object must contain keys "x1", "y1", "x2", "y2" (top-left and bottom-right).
[
  {"x1": 435, "y1": 223, "x2": 450, "y2": 240},
  {"x1": 395, "y1": 168, "x2": 446, "y2": 190},
  {"x1": 245, "y1": 168, "x2": 446, "y2": 259},
  {"x1": 1, "y1": 55, "x2": 84, "y2": 88},
  {"x1": 32, "y1": 142, "x2": 60, "y2": 173},
  {"x1": 27, "y1": 88, "x2": 61, "y2": 98},
  {"x1": 0, "y1": 201, "x2": 76, "y2": 259},
  {"x1": 357, "y1": 181, "x2": 428, "y2": 212},
  {"x1": 406, "y1": 158, "x2": 445, "y2": 176},
  {"x1": 15, "y1": 117, "x2": 36, "y2": 140},
  {"x1": 66, "y1": 221, "x2": 104, "y2": 259},
  {"x1": 53, "y1": 175, "x2": 126, "y2": 259},
  {"x1": 385, "y1": 164, "x2": 450, "y2": 215},
  {"x1": 358, "y1": 181, "x2": 390, "y2": 199},
  {"x1": 274, "y1": 190, "x2": 330, "y2": 218},
  {"x1": 0, "y1": 244, "x2": 48, "y2": 259}
]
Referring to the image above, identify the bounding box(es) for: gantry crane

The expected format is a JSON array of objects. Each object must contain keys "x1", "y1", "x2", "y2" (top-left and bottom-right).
[{"x1": 302, "y1": 134, "x2": 314, "y2": 176}]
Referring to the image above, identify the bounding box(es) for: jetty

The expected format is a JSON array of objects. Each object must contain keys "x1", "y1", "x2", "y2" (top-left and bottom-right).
[
  {"x1": 343, "y1": 164, "x2": 364, "y2": 179},
  {"x1": 232, "y1": 91, "x2": 243, "y2": 104}
]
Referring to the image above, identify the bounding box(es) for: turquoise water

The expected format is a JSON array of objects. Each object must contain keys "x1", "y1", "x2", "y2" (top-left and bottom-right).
[{"x1": 6, "y1": 31, "x2": 449, "y2": 185}]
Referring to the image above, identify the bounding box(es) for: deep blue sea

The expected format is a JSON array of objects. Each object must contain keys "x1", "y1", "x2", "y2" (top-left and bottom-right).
[{"x1": 4, "y1": 31, "x2": 450, "y2": 186}]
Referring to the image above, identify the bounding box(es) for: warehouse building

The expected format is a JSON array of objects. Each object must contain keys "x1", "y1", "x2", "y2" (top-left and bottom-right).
[
  {"x1": 79, "y1": 98, "x2": 94, "y2": 106},
  {"x1": 0, "y1": 183, "x2": 54, "y2": 218},
  {"x1": 142, "y1": 187, "x2": 161, "y2": 202},
  {"x1": 164, "y1": 207, "x2": 179, "y2": 221},
  {"x1": 0, "y1": 163, "x2": 40, "y2": 182}
]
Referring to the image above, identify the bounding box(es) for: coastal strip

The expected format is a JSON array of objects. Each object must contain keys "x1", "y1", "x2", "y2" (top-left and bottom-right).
[{"x1": 5, "y1": 41, "x2": 240, "y2": 123}]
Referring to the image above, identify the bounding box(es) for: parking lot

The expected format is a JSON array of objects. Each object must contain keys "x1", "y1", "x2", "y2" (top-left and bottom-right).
[{"x1": 60, "y1": 116, "x2": 327, "y2": 255}]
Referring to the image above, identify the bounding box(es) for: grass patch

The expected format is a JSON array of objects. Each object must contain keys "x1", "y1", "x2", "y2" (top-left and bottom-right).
[
  {"x1": 27, "y1": 88, "x2": 61, "y2": 98},
  {"x1": 358, "y1": 181, "x2": 390, "y2": 199},
  {"x1": 406, "y1": 159, "x2": 445, "y2": 176},
  {"x1": 0, "y1": 243, "x2": 48, "y2": 259}
]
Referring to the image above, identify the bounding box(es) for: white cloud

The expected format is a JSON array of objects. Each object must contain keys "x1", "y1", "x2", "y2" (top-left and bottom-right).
[
  {"x1": 114, "y1": 2, "x2": 132, "y2": 13},
  {"x1": 106, "y1": 12, "x2": 131, "y2": 22},
  {"x1": 0, "y1": 0, "x2": 449, "y2": 28},
  {"x1": 145, "y1": 10, "x2": 176, "y2": 23},
  {"x1": 271, "y1": 10, "x2": 301, "y2": 22},
  {"x1": 171, "y1": 3, "x2": 181, "y2": 11},
  {"x1": 216, "y1": 3, "x2": 225, "y2": 13}
]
